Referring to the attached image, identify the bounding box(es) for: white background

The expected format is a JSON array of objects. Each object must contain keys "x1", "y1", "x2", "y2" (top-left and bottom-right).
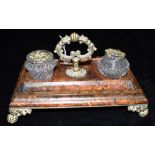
[
  {"x1": 0, "y1": 0, "x2": 155, "y2": 155},
  {"x1": 0, "y1": 0, "x2": 155, "y2": 29}
]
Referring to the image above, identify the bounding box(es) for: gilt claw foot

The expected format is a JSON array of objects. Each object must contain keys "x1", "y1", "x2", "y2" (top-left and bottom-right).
[
  {"x1": 128, "y1": 104, "x2": 149, "y2": 117},
  {"x1": 7, "y1": 108, "x2": 32, "y2": 124}
]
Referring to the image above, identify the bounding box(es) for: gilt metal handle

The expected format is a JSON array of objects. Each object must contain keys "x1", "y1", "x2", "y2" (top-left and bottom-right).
[{"x1": 54, "y1": 32, "x2": 97, "y2": 78}]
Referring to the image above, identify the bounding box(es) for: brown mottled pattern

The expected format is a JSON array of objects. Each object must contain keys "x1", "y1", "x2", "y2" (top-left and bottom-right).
[{"x1": 10, "y1": 58, "x2": 148, "y2": 108}]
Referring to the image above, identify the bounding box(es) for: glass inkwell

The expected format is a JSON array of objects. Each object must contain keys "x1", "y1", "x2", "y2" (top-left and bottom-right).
[
  {"x1": 25, "y1": 50, "x2": 56, "y2": 80},
  {"x1": 97, "y1": 48, "x2": 130, "y2": 79}
]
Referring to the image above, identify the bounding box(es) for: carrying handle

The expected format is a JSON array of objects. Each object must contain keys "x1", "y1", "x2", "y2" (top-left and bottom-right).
[
  {"x1": 54, "y1": 32, "x2": 97, "y2": 78},
  {"x1": 54, "y1": 32, "x2": 97, "y2": 63}
]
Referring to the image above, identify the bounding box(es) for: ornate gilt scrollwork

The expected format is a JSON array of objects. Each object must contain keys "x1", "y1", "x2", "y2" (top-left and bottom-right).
[
  {"x1": 7, "y1": 108, "x2": 32, "y2": 124},
  {"x1": 54, "y1": 32, "x2": 97, "y2": 78},
  {"x1": 128, "y1": 104, "x2": 149, "y2": 117}
]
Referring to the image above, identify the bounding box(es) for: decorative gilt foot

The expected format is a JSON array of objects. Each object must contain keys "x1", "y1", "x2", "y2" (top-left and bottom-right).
[
  {"x1": 7, "y1": 108, "x2": 32, "y2": 124},
  {"x1": 128, "y1": 104, "x2": 149, "y2": 117}
]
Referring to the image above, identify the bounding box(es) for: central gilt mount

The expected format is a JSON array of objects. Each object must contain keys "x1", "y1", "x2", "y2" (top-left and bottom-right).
[{"x1": 54, "y1": 32, "x2": 97, "y2": 78}]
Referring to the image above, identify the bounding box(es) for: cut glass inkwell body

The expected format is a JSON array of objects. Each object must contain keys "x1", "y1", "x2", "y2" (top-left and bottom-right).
[
  {"x1": 97, "y1": 48, "x2": 130, "y2": 79},
  {"x1": 25, "y1": 50, "x2": 56, "y2": 80}
]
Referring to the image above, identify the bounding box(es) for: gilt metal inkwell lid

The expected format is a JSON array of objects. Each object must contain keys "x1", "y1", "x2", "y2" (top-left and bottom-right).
[{"x1": 26, "y1": 50, "x2": 54, "y2": 63}]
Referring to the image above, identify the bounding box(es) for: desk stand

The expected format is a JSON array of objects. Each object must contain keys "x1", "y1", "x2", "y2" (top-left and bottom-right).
[{"x1": 7, "y1": 58, "x2": 148, "y2": 124}]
